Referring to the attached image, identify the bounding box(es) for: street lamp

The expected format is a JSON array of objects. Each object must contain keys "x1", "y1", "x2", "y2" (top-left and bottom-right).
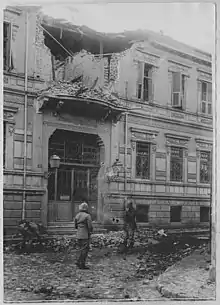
[{"x1": 46, "y1": 154, "x2": 61, "y2": 178}]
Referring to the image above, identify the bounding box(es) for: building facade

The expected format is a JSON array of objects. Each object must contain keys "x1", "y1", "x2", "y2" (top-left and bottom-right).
[{"x1": 3, "y1": 6, "x2": 212, "y2": 236}]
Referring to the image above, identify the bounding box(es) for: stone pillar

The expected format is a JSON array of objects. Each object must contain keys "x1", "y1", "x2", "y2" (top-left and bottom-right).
[
  {"x1": 196, "y1": 150, "x2": 200, "y2": 184},
  {"x1": 151, "y1": 144, "x2": 157, "y2": 181},
  {"x1": 166, "y1": 146, "x2": 171, "y2": 193},
  {"x1": 183, "y1": 149, "x2": 188, "y2": 183}
]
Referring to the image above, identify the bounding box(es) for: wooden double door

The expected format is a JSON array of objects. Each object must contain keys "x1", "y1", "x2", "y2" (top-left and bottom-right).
[{"x1": 48, "y1": 166, "x2": 99, "y2": 222}]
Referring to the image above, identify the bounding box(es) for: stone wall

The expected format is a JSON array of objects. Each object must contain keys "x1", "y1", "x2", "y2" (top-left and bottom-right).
[{"x1": 3, "y1": 193, "x2": 43, "y2": 236}]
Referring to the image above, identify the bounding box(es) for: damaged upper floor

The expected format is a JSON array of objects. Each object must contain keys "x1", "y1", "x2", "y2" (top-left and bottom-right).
[{"x1": 3, "y1": 5, "x2": 213, "y2": 117}]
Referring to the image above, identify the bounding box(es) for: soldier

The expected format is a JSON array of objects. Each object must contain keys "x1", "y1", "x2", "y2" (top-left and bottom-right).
[
  {"x1": 123, "y1": 201, "x2": 137, "y2": 249},
  {"x1": 75, "y1": 201, "x2": 93, "y2": 269}
]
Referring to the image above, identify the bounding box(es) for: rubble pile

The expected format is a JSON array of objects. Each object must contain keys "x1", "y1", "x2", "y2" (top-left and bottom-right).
[
  {"x1": 135, "y1": 234, "x2": 208, "y2": 279},
  {"x1": 91, "y1": 231, "x2": 125, "y2": 248},
  {"x1": 38, "y1": 79, "x2": 120, "y2": 104}
]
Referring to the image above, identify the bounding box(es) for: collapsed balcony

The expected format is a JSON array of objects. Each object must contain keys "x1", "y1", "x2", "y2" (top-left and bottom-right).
[{"x1": 37, "y1": 78, "x2": 129, "y2": 122}]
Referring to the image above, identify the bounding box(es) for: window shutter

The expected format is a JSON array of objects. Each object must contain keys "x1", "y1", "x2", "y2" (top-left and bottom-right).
[
  {"x1": 201, "y1": 101, "x2": 206, "y2": 113},
  {"x1": 148, "y1": 77, "x2": 153, "y2": 102},
  {"x1": 136, "y1": 61, "x2": 143, "y2": 99},
  {"x1": 197, "y1": 81, "x2": 202, "y2": 112},
  {"x1": 207, "y1": 82, "x2": 212, "y2": 103},
  {"x1": 201, "y1": 82, "x2": 207, "y2": 101},
  {"x1": 172, "y1": 72, "x2": 181, "y2": 107}
]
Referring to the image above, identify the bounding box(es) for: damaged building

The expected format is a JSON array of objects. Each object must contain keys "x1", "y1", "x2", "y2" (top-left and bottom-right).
[{"x1": 3, "y1": 6, "x2": 212, "y2": 236}]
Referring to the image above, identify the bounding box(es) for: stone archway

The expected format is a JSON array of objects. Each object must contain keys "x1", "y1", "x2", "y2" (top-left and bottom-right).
[{"x1": 47, "y1": 129, "x2": 105, "y2": 222}]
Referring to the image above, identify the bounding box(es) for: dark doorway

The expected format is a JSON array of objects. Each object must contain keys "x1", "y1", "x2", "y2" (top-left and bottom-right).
[{"x1": 48, "y1": 130, "x2": 102, "y2": 222}]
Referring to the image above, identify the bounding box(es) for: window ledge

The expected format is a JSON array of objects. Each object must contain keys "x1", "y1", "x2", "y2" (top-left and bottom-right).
[
  {"x1": 133, "y1": 178, "x2": 152, "y2": 183},
  {"x1": 197, "y1": 112, "x2": 212, "y2": 118},
  {"x1": 136, "y1": 222, "x2": 150, "y2": 226},
  {"x1": 169, "y1": 180, "x2": 184, "y2": 184},
  {"x1": 197, "y1": 183, "x2": 211, "y2": 187}
]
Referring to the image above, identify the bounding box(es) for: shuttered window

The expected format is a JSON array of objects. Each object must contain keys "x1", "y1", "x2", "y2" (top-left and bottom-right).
[
  {"x1": 4, "y1": 22, "x2": 11, "y2": 71},
  {"x1": 137, "y1": 62, "x2": 153, "y2": 102},
  {"x1": 201, "y1": 81, "x2": 212, "y2": 115},
  {"x1": 171, "y1": 72, "x2": 185, "y2": 108}
]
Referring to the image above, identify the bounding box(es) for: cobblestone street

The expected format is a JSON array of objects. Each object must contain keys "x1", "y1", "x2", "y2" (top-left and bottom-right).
[{"x1": 4, "y1": 248, "x2": 164, "y2": 301}]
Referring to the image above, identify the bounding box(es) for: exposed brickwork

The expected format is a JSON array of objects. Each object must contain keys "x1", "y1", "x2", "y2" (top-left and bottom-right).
[{"x1": 34, "y1": 12, "x2": 52, "y2": 81}]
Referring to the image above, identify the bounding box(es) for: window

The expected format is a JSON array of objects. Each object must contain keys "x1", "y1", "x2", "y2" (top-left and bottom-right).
[
  {"x1": 137, "y1": 62, "x2": 153, "y2": 102},
  {"x1": 3, "y1": 122, "x2": 6, "y2": 167},
  {"x1": 200, "y1": 151, "x2": 211, "y2": 183},
  {"x1": 200, "y1": 206, "x2": 210, "y2": 222},
  {"x1": 170, "y1": 147, "x2": 183, "y2": 182},
  {"x1": 201, "y1": 81, "x2": 212, "y2": 115},
  {"x1": 4, "y1": 22, "x2": 11, "y2": 71},
  {"x1": 136, "y1": 205, "x2": 149, "y2": 223},
  {"x1": 170, "y1": 206, "x2": 182, "y2": 222},
  {"x1": 171, "y1": 72, "x2": 186, "y2": 109},
  {"x1": 49, "y1": 132, "x2": 100, "y2": 165},
  {"x1": 136, "y1": 142, "x2": 151, "y2": 179}
]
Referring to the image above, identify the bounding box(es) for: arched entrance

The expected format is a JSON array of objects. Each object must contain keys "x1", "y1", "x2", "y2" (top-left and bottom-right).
[{"x1": 47, "y1": 129, "x2": 104, "y2": 222}]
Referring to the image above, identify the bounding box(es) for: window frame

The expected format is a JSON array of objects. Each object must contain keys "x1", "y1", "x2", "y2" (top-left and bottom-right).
[
  {"x1": 137, "y1": 62, "x2": 154, "y2": 102},
  {"x1": 200, "y1": 150, "x2": 211, "y2": 184},
  {"x1": 200, "y1": 206, "x2": 210, "y2": 223},
  {"x1": 135, "y1": 141, "x2": 151, "y2": 180},
  {"x1": 171, "y1": 71, "x2": 186, "y2": 109},
  {"x1": 3, "y1": 21, "x2": 12, "y2": 71},
  {"x1": 136, "y1": 204, "x2": 149, "y2": 223},
  {"x1": 200, "y1": 80, "x2": 212, "y2": 115},
  {"x1": 170, "y1": 146, "x2": 184, "y2": 182},
  {"x1": 170, "y1": 205, "x2": 182, "y2": 223}
]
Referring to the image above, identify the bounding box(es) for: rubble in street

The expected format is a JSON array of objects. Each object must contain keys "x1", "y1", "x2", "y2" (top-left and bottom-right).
[{"x1": 4, "y1": 228, "x2": 210, "y2": 301}]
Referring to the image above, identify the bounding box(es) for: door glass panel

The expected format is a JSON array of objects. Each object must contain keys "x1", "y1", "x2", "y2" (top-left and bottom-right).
[
  {"x1": 73, "y1": 169, "x2": 88, "y2": 202},
  {"x1": 57, "y1": 169, "x2": 72, "y2": 201}
]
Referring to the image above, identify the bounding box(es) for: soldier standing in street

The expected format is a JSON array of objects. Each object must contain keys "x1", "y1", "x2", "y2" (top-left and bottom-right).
[
  {"x1": 75, "y1": 201, "x2": 93, "y2": 269},
  {"x1": 123, "y1": 201, "x2": 137, "y2": 249}
]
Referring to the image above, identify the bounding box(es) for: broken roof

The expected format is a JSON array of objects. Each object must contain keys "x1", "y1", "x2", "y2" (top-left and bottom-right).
[{"x1": 41, "y1": 11, "x2": 211, "y2": 63}]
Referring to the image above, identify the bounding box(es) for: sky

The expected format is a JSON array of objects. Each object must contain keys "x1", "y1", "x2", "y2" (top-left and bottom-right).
[{"x1": 41, "y1": 2, "x2": 215, "y2": 54}]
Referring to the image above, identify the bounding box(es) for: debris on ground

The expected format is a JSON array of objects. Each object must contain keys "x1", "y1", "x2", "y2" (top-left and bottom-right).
[{"x1": 4, "y1": 228, "x2": 211, "y2": 301}]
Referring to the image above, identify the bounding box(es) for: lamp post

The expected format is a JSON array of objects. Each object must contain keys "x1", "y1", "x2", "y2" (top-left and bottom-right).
[
  {"x1": 48, "y1": 155, "x2": 61, "y2": 203},
  {"x1": 49, "y1": 154, "x2": 61, "y2": 170}
]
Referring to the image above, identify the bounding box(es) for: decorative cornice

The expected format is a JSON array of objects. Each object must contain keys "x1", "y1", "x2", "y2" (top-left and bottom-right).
[
  {"x1": 130, "y1": 127, "x2": 159, "y2": 143},
  {"x1": 5, "y1": 6, "x2": 22, "y2": 15},
  {"x1": 168, "y1": 59, "x2": 192, "y2": 69},
  {"x1": 3, "y1": 105, "x2": 19, "y2": 113},
  {"x1": 129, "y1": 112, "x2": 212, "y2": 132},
  {"x1": 130, "y1": 127, "x2": 159, "y2": 135},
  {"x1": 135, "y1": 48, "x2": 160, "y2": 58},
  {"x1": 197, "y1": 68, "x2": 212, "y2": 75},
  {"x1": 165, "y1": 133, "x2": 191, "y2": 147},
  {"x1": 195, "y1": 138, "x2": 213, "y2": 150},
  {"x1": 4, "y1": 87, "x2": 37, "y2": 97},
  {"x1": 165, "y1": 133, "x2": 191, "y2": 141},
  {"x1": 151, "y1": 41, "x2": 211, "y2": 67},
  {"x1": 3, "y1": 105, "x2": 19, "y2": 122},
  {"x1": 195, "y1": 137, "x2": 213, "y2": 144}
]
